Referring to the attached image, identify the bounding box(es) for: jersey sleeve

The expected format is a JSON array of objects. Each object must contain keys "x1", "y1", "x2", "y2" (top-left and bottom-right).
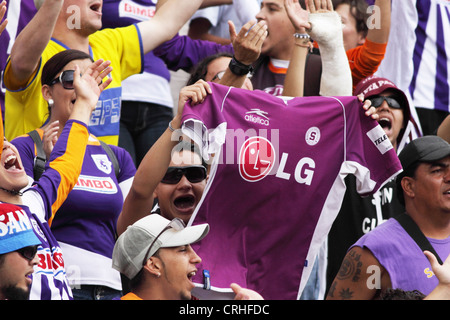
[
  {"x1": 347, "y1": 39, "x2": 387, "y2": 91},
  {"x1": 24, "y1": 120, "x2": 89, "y2": 224},
  {"x1": 153, "y1": 34, "x2": 233, "y2": 72},
  {"x1": 341, "y1": 96, "x2": 402, "y2": 196},
  {"x1": 181, "y1": 83, "x2": 233, "y2": 159}
]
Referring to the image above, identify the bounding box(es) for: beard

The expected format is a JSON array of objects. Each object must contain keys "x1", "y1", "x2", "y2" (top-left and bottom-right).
[{"x1": 1, "y1": 285, "x2": 30, "y2": 300}]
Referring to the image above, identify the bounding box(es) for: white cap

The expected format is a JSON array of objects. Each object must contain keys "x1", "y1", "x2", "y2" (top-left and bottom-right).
[{"x1": 112, "y1": 214, "x2": 209, "y2": 280}]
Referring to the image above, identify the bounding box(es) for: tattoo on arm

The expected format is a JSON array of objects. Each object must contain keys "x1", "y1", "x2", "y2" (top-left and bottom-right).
[{"x1": 337, "y1": 249, "x2": 363, "y2": 282}]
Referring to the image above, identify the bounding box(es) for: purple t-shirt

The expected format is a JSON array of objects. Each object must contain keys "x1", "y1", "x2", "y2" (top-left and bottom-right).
[
  {"x1": 353, "y1": 217, "x2": 450, "y2": 295},
  {"x1": 181, "y1": 82, "x2": 402, "y2": 300}
]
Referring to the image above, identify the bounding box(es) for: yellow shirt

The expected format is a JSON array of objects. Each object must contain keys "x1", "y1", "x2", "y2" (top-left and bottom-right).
[{"x1": 4, "y1": 25, "x2": 143, "y2": 145}]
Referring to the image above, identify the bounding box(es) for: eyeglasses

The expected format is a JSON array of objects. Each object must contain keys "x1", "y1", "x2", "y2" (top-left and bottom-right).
[
  {"x1": 142, "y1": 217, "x2": 186, "y2": 266},
  {"x1": 17, "y1": 245, "x2": 39, "y2": 261},
  {"x1": 212, "y1": 70, "x2": 253, "y2": 81},
  {"x1": 49, "y1": 70, "x2": 77, "y2": 90},
  {"x1": 369, "y1": 95, "x2": 403, "y2": 109},
  {"x1": 161, "y1": 165, "x2": 207, "y2": 184}
]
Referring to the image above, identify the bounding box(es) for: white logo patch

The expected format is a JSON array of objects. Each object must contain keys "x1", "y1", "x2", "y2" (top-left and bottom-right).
[
  {"x1": 366, "y1": 125, "x2": 393, "y2": 154},
  {"x1": 92, "y1": 154, "x2": 112, "y2": 174}
]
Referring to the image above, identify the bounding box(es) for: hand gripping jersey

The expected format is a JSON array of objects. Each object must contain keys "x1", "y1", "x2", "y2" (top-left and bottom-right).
[{"x1": 181, "y1": 83, "x2": 402, "y2": 300}]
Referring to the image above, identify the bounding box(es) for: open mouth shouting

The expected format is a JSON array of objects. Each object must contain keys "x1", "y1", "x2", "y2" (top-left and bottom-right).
[{"x1": 174, "y1": 194, "x2": 196, "y2": 213}]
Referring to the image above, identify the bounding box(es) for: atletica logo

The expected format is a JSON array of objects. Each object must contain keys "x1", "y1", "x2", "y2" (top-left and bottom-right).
[{"x1": 245, "y1": 109, "x2": 270, "y2": 126}]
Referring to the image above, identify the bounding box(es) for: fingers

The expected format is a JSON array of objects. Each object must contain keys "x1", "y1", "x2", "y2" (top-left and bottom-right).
[
  {"x1": 308, "y1": 0, "x2": 316, "y2": 13},
  {"x1": 233, "y1": 19, "x2": 267, "y2": 64},
  {"x1": 327, "y1": 0, "x2": 334, "y2": 11},
  {"x1": 180, "y1": 80, "x2": 212, "y2": 106},
  {"x1": 424, "y1": 250, "x2": 439, "y2": 268},
  {"x1": 308, "y1": 0, "x2": 333, "y2": 13},
  {"x1": 361, "y1": 98, "x2": 378, "y2": 120},
  {"x1": 228, "y1": 20, "x2": 237, "y2": 43},
  {"x1": 230, "y1": 283, "x2": 249, "y2": 300},
  {"x1": 0, "y1": 1, "x2": 7, "y2": 36}
]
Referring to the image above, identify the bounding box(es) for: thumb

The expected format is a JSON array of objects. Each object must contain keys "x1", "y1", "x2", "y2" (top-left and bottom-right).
[{"x1": 228, "y1": 20, "x2": 237, "y2": 42}]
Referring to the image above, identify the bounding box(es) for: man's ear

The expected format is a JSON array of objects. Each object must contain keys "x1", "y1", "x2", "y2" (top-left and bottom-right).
[
  {"x1": 143, "y1": 256, "x2": 162, "y2": 278},
  {"x1": 401, "y1": 176, "x2": 415, "y2": 199}
]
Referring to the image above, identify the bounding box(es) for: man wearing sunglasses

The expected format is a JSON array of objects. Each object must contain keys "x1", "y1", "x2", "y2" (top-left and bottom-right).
[{"x1": 0, "y1": 203, "x2": 40, "y2": 300}]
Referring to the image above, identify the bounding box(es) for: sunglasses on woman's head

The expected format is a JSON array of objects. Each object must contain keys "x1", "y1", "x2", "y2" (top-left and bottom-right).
[
  {"x1": 49, "y1": 70, "x2": 77, "y2": 90},
  {"x1": 369, "y1": 95, "x2": 403, "y2": 109},
  {"x1": 161, "y1": 165, "x2": 207, "y2": 184}
]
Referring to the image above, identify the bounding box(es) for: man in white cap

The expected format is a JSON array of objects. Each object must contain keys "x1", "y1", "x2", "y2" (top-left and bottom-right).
[{"x1": 113, "y1": 214, "x2": 263, "y2": 300}]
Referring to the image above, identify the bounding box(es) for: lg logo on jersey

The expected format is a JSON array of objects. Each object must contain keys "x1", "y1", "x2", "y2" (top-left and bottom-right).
[{"x1": 239, "y1": 136, "x2": 316, "y2": 185}]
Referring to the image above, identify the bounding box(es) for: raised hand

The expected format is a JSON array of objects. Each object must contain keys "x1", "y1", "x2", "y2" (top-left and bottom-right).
[
  {"x1": 177, "y1": 80, "x2": 212, "y2": 114},
  {"x1": 228, "y1": 20, "x2": 268, "y2": 66},
  {"x1": 73, "y1": 59, "x2": 112, "y2": 111},
  {"x1": 284, "y1": 0, "x2": 311, "y2": 32},
  {"x1": 42, "y1": 120, "x2": 60, "y2": 159}
]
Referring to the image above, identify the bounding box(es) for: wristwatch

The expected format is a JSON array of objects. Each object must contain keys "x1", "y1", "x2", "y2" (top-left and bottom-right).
[{"x1": 228, "y1": 56, "x2": 254, "y2": 76}]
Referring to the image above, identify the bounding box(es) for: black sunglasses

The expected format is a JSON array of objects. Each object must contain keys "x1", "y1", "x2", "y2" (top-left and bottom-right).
[
  {"x1": 49, "y1": 70, "x2": 77, "y2": 90},
  {"x1": 369, "y1": 95, "x2": 402, "y2": 109},
  {"x1": 17, "y1": 245, "x2": 39, "y2": 261},
  {"x1": 161, "y1": 165, "x2": 207, "y2": 184}
]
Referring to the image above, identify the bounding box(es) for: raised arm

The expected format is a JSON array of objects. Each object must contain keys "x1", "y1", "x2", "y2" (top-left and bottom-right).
[
  {"x1": 307, "y1": 0, "x2": 352, "y2": 96},
  {"x1": 366, "y1": 0, "x2": 390, "y2": 45},
  {"x1": 138, "y1": 0, "x2": 204, "y2": 55},
  {"x1": 6, "y1": 0, "x2": 63, "y2": 90},
  {"x1": 282, "y1": 0, "x2": 311, "y2": 97},
  {"x1": 117, "y1": 80, "x2": 212, "y2": 235},
  {"x1": 216, "y1": 20, "x2": 267, "y2": 89}
]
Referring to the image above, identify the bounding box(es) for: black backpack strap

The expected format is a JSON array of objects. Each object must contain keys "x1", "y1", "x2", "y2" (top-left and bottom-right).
[
  {"x1": 394, "y1": 213, "x2": 443, "y2": 265},
  {"x1": 99, "y1": 140, "x2": 119, "y2": 178},
  {"x1": 28, "y1": 130, "x2": 46, "y2": 181}
]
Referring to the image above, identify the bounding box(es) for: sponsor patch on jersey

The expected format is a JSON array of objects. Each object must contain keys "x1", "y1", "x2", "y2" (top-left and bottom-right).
[
  {"x1": 92, "y1": 154, "x2": 113, "y2": 174},
  {"x1": 245, "y1": 109, "x2": 270, "y2": 127},
  {"x1": 305, "y1": 127, "x2": 321, "y2": 146},
  {"x1": 118, "y1": 0, "x2": 156, "y2": 21},
  {"x1": 74, "y1": 175, "x2": 118, "y2": 194},
  {"x1": 239, "y1": 136, "x2": 276, "y2": 182},
  {"x1": 366, "y1": 125, "x2": 393, "y2": 154}
]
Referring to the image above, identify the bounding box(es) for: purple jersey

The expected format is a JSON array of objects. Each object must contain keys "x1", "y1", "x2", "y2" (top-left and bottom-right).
[
  {"x1": 12, "y1": 133, "x2": 136, "y2": 290},
  {"x1": 180, "y1": 83, "x2": 402, "y2": 300}
]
